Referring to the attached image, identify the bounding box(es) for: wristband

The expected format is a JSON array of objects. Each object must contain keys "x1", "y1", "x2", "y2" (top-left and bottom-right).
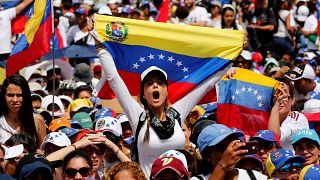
[
  {"x1": 218, "y1": 162, "x2": 227, "y2": 172},
  {"x1": 71, "y1": 144, "x2": 77, "y2": 150}
]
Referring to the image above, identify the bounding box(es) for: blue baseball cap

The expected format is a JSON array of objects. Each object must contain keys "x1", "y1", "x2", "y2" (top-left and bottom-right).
[
  {"x1": 94, "y1": 108, "x2": 117, "y2": 122},
  {"x1": 236, "y1": 154, "x2": 264, "y2": 172},
  {"x1": 266, "y1": 149, "x2": 305, "y2": 177},
  {"x1": 121, "y1": 6, "x2": 131, "y2": 14},
  {"x1": 251, "y1": 130, "x2": 281, "y2": 147},
  {"x1": 299, "y1": 164, "x2": 320, "y2": 180},
  {"x1": 70, "y1": 119, "x2": 83, "y2": 129},
  {"x1": 197, "y1": 124, "x2": 244, "y2": 153},
  {"x1": 60, "y1": 128, "x2": 80, "y2": 138},
  {"x1": 229, "y1": 128, "x2": 245, "y2": 142},
  {"x1": 74, "y1": 8, "x2": 88, "y2": 16},
  {"x1": 292, "y1": 129, "x2": 320, "y2": 146}
]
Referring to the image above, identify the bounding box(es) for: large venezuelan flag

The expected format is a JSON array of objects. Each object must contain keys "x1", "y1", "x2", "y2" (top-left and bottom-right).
[
  {"x1": 6, "y1": 0, "x2": 52, "y2": 77},
  {"x1": 94, "y1": 15, "x2": 244, "y2": 103},
  {"x1": 217, "y1": 68, "x2": 279, "y2": 136}
]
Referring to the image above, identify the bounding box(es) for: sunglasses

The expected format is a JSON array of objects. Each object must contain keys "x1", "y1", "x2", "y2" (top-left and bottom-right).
[
  {"x1": 104, "y1": 132, "x2": 120, "y2": 144},
  {"x1": 64, "y1": 167, "x2": 92, "y2": 177},
  {"x1": 277, "y1": 162, "x2": 303, "y2": 174},
  {"x1": 81, "y1": 145, "x2": 106, "y2": 156},
  {"x1": 258, "y1": 141, "x2": 275, "y2": 151}
]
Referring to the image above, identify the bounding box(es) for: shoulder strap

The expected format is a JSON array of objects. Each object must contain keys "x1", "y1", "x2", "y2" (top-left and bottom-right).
[
  {"x1": 195, "y1": 175, "x2": 205, "y2": 180},
  {"x1": 246, "y1": 170, "x2": 257, "y2": 180},
  {"x1": 136, "y1": 112, "x2": 147, "y2": 139}
]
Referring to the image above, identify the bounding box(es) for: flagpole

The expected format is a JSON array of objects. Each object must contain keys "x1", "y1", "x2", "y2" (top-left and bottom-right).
[{"x1": 51, "y1": 0, "x2": 56, "y2": 119}]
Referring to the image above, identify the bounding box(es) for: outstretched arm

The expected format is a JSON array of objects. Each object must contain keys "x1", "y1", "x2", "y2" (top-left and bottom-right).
[{"x1": 16, "y1": 0, "x2": 33, "y2": 15}]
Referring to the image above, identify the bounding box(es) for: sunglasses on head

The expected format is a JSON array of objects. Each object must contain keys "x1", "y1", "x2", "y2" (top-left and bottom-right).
[
  {"x1": 277, "y1": 162, "x2": 303, "y2": 174},
  {"x1": 81, "y1": 145, "x2": 106, "y2": 156},
  {"x1": 64, "y1": 167, "x2": 92, "y2": 177},
  {"x1": 258, "y1": 141, "x2": 275, "y2": 150}
]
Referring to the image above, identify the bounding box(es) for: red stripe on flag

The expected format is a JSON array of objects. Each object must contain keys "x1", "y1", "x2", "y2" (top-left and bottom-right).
[
  {"x1": 304, "y1": 112, "x2": 320, "y2": 121},
  {"x1": 6, "y1": 15, "x2": 52, "y2": 77},
  {"x1": 217, "y1": 104, "x2": 270, "y2": 136},
  {"x1": 11, "y1": 15, "x2": 28, "y2": 34}
]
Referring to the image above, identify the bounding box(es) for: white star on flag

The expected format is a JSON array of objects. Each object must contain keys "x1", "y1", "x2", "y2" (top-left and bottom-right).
[
  {"x1": 253, "y1": 90, "x2": 258, "y2": 95},
  {"x1": 148, "y1": 54, "x2": 154, "y2": 60},
  {"x1": 242, "y1": 87, "x2": 246, "y2": 92},
  {"x1": 158, "y1": 54, "x2": 165, "y2": 59},
  {"x1": 139, "y1": 57, "x2": 146, "y2": 63},
  {"x1": 258, "y1": 102, "x2": 263, "y2": 107},
  {"x1": 248, "y1": 87, "x2": 252, "y2": 92},
  {"x1": 257, "y1": 95, "x2": 262, "y2": 100},
  {"x1": 168, "y1": 56, "x2": 174, "y2": 62},
  {"x1": 182, "y1": 67, "x2": 189, "y2": 72},
  {"x1": 176, "y1": 61, "x2": 183, "y2": 67},
  {"x1": 133, "y1": 63, "x2": 139, "y2": 69},
  {"x1": 235, "y1": 90, "x2": 240, "y2": 95}
]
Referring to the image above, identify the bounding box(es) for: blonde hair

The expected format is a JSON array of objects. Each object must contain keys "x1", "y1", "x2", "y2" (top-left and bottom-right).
[{"x1": 106, "y1": 161, "x2": 147, "y2": 180}]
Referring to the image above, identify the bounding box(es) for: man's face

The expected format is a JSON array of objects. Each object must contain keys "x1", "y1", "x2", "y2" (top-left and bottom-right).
[
  {"x1": 255, "y1": 0, "x2": 268, "y2": 10},
  {"x1": 294, "y1": 79, "x2": 310, "y2": 95}
]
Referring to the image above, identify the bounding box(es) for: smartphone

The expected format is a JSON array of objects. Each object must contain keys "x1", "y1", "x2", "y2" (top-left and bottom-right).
[{"x1": 244, "y1": 140, "x2": 259, "y2": 154}]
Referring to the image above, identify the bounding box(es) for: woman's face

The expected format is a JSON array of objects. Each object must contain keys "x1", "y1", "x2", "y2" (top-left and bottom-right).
[
  {"x1": 258, "y1": 140, "x2": 278, "y2": 166},
  {"x1": 223, "y1": 9, "x2": 234, "y2": 28},
  {"x1": 278, "y1": 84, "x2": 294, "y2": 116},
  {"x1": 6, "y1": 84, "x2": 23, "y2": 114},
  {"x1": 81, "y1": 145, "x2": 104, "y2": 171},
  {"x1": 273, "y1": 161, "x2": 302, "y2": 179},
  {"x1": 143, "y1": 73, "x2": 168, "y2": 109},
  {"x1": 210, "y1": 6, "x2": 220, "y2": 16},
  {"x1": 63, "y1": 157, "x2": 92, "y2": 180},
  {"x1": 78, "y1": 90, "x2": 91, "y2": 99},
  {"x1": 294, "y1": 139, "x2": 320, "y2": 165}
]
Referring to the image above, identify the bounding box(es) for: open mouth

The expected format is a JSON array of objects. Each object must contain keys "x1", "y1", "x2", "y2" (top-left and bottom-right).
[{"x1": 152, "y1": 91, "x2": 160, "y2": 99}]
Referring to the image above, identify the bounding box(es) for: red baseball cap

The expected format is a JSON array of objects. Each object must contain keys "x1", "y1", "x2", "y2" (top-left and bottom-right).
[
  {"x1": 150, "y1": 157, "x2": 188, "y2": 179},
  {"x1": 252, "y1": 52, "x2": 263, "y2": 63}
]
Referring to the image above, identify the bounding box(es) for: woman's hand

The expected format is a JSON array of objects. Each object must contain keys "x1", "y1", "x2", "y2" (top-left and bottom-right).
[
  {"x1": 274, "y1": 83, "x2": 290, "y2": 105},
  {"x1": 225, "y1": 67, "x2": 239, "y2": 78},
  {"x1": 73, "y1": 135, "x2": 94, "y2": 149},
  {"x1": 87, "y1": 133, "x2": 118, "y2": 152},
  {"x1": 219, "y1": 140, "x2": 247, "y2": 170}
]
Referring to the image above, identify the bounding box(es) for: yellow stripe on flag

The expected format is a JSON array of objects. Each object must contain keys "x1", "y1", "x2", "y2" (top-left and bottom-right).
[
  {"x1": 94, "y1": 15, "x2": 245, "y2": 60},
  {"x1": 222, "y1": 68, "x2": 278, "y2": 88},
  {"x1": 24, "y1": 0, "x2": 47, "y2": 44}
]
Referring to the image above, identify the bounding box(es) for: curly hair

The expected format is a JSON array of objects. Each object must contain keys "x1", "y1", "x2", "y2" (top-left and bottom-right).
[{"x1": 106, "y1": 161, "x2": 147, "y2": 180}]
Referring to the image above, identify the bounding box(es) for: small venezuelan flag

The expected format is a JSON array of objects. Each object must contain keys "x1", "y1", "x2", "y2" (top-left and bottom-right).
[
  {"x1": 6, "y1": 0, "x2": 52, "y2": 77},
  {"x1": 217, "y1": 68, "x2": 279, "y2": 136}
]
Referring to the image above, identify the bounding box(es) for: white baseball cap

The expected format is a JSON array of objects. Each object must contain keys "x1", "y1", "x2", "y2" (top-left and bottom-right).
[
  {"x1": 297, "y1": 5, "x2": 309, "y2": 22},
  {"x1": 141, "y1": 66, "x2": 167, "y2": 82},
  {"x1": 95, "y1": 116, "x2": 123, "y2": 137},
  {"x1": 159, "y1": 150, "x2": 188, "y2": 171},
  {"x1": 285, "y1": 64, "x2": 315, "y2": 81},
  {"x1": 40, "y1": 132, "x2": 71, "y2": 150},
  {"x1": 41, "y1": 95, "x2": 65, "y2": 117},
  {"x1": 3, "y1": 144, "x2": 24, "y2": 160},
  {"x1": 118, "y1": 114, "x2": 129, "y2": 123},
  {"x1": 240, "y1": 50, "x2": 252, "y2": 61},
  {"x1": 98, "y1": 5, "x2": 112, "y2": 15}
]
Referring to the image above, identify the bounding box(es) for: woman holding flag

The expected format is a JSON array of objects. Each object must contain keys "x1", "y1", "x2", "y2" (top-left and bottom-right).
[{"x1": 87, "y1": 19, "x2": 231, "y2": 177}]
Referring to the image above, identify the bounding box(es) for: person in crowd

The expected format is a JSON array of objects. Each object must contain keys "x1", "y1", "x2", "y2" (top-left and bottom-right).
[
  {"x1": 14, "y1": 154, "x2": 54, "y2": 180},
  {"x1": 299, "y1": 164, "x2": 320, "y2": 180},
  {"x1": 5, "y1": 133, "x2": 37, "y2": 154},
  {"x1": 58, "y1": 80, "x2": 77, "y2": 99},
  {"x1": 59, "y1": 95, "x2": 73, "y2": 112},
  {"x1": 291, "y1": 129, "x2": 320, "y2": 165},
  {"x1": 286, "y1": 64, "x2": 319, "y2": 103},
  {"x1": 67, "y1": 98, "x2": 93, "y2": 118},
  {"x1": 118, "y1": 113, "x2": 133, "y2": 139},
  {"x1": 29, "y1": 82, "x2": 47, "y2": 97},
  {"x1": 218, "y1": 4, "x2": 243, "y2": 30},
  {"x1": 62, "y1": 150, "x2": 93, "y2": 180},
  {"x1": 48, "y1": 117, "x2": 71, "y2": 133},
  {"x1": 266, "y1": 149, "x2": 305, "y2": 179},
  {"x1": 248, "y1": 0, "x2": 277, "y2": 58},
  {"x1": 197, "y1": 124, "x2": 267, "y2": 179},
  {"x1": 108, "y1": 0, "x2": 119, "y2": 16},
  {"x1": 74, "y1": 85, "x2": 92, "y2": 99},
  {"x1": 273, "y1": 0, "x2": 293, "y2": 58},
  {"x1": 31, "y1": 94, "x2": 43, "y2": 112},
  {"x1": 234, "y1": 50, "x2": 260, "y2": 73},
  {"x1": 42, "y1": 95, "x2": 66, "y2": 118},
  {"x1": 268, "y1": 77, "x2": 309, "y2": 151},
  {"x1": 41, "y1": 132, "x2": 71, "y2": 156},
  {"x1": 46, "y1": 64, "x2": 63, "y2": 82},
  {"x1": 174, "y1": 6, "x2": 190, "y2": 25},
  {"x1": 301, "y1": 0, "x2": 318, "y2": 51},
  {"x1": 0, "y1": 74, "x2": 46, "y2": 147},
  {"x1": 106, "y1": 161, "x2": 147, "y2": 180},
  {"x1": 250, "y1": 130, "x2": 281, "y2": 169},
  {"x1": 150, "y1": 156, "x2": 189, "y2": 180},
  {"x1": 207, "y1": 0, "x2": 221, "y2": 28},
  {"x1": 3, "y1": 144, "x2": 26, "y2": 175},
  {"x1": 58, "y1": 0, "x2": 75, "y2": 46},
  {"x1": 185, "y1": 0, "x2": 209, "y2": 26},
  {"x1": 235, "y1": 154, "x2": 265, "y2": 173},
  {"x1": 88, "y1": 19, "x2": 232, "y2": 176},
  {"x1": 0, "y1": 0, "x2": 33, "y2": 61},
  {"x1": 73, "y1": 112, "x2": 93, "y2": 129}
]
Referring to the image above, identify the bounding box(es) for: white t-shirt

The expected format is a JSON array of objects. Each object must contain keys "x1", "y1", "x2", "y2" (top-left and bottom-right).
[
  {"x1": 215, "y1": 22, "x2": 244, "y2": 31},
  {"x1": 274, "y1": 9, "x2": 290, "y2": 38},
  {"x1": 0, "y1": 115, "x2": 18, "y2": 144},
  {"x1": 66, "y1": 25, "x2": 95, "y2": 46},
  {"x1": 58, "y1": 12, "x2": 74, "y2": 47},
  {"x1": 186, "y1": 6, "x2": 209, "y2": 24},
  {"x1": 0, "y1": 8, "x2": 16, "y2": 54},
  {"x1": 303, "y1": 14, "x2": 318, "y2": 50},
  {"x1": 207, "y1": 18, "x2": 221, "y2": 28},
  {"x1": 280, "y1": 111, "x2": 309, "y2": 151}
]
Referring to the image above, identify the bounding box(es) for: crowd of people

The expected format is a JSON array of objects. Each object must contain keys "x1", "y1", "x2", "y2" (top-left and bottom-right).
[{"x1": 0, "y1": 0, "x2": 320, "y2": 179}]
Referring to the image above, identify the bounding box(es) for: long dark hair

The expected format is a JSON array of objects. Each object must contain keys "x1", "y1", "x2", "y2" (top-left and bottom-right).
[
  {"x1": 62, "y1": 150, "x2": 93, "y2": 170},
  {"x1": 0, "y1": 74, "x2": 38, "y2": 144},
  {"x1": 221, "y1": 7, "x2": 237, "y2": 30}
]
